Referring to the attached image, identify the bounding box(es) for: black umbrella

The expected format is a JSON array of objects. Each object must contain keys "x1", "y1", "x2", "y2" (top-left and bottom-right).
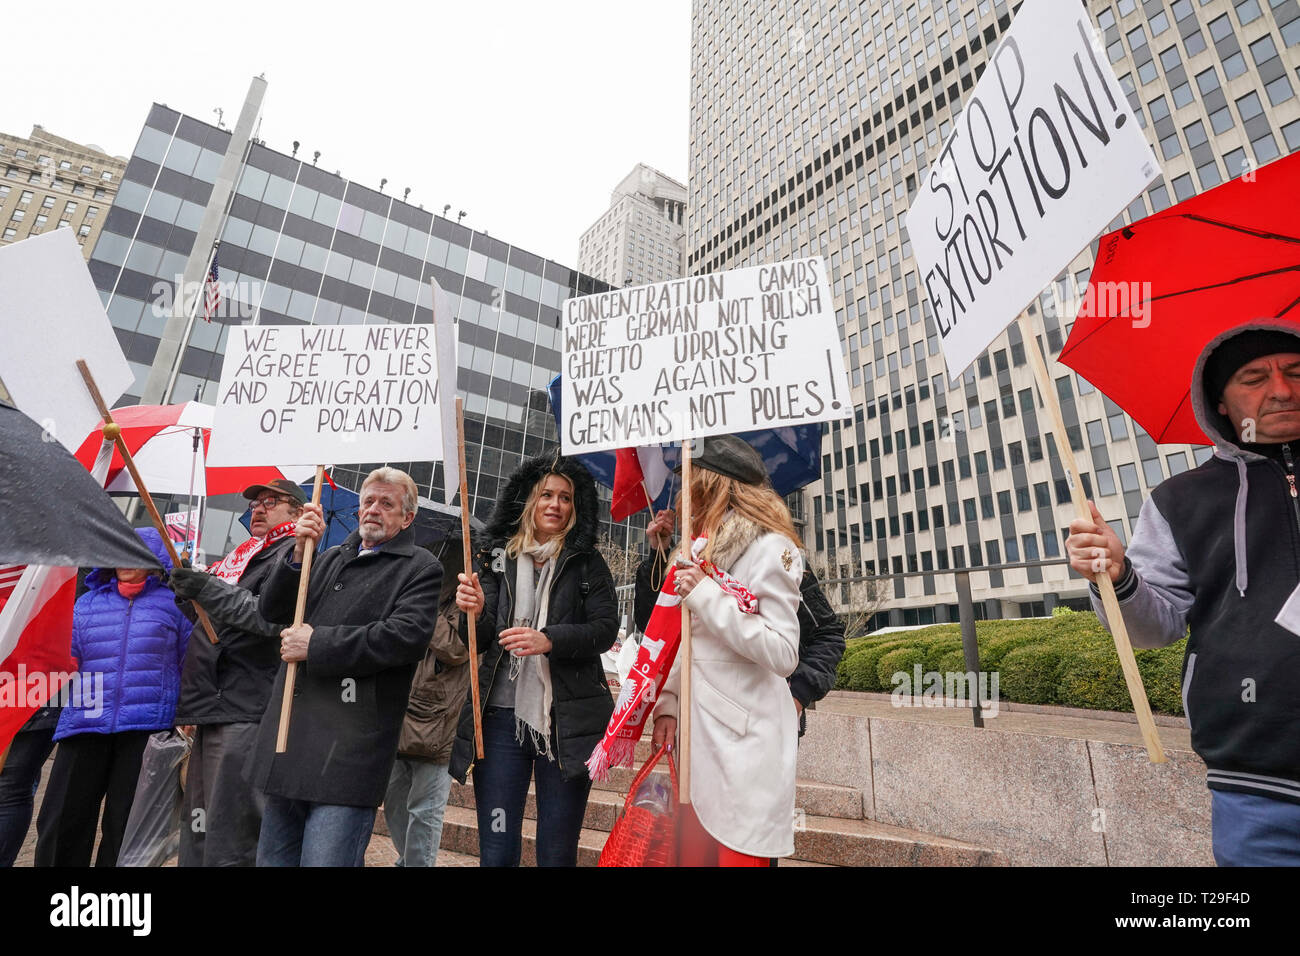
[{"x1": 0, "y1": 400, "x2": 161, "y2": 569}]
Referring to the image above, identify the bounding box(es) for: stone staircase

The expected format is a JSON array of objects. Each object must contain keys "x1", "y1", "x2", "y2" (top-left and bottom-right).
[{"x1": 377, "y1": 738, "x2": 1006, "y2": 866}]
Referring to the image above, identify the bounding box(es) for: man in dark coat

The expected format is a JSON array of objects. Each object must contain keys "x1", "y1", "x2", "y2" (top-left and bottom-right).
[
  {"x1": 251, "y1": 467, "x2": 441, "y2": 867},
  {"x1": 169, "y1": 479, "x2": 303, "y2": 866}
]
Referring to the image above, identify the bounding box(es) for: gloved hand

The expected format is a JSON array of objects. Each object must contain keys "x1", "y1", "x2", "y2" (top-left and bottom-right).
[{"x1": 170, "y1": 567, "x2": 212, "y2": 600}]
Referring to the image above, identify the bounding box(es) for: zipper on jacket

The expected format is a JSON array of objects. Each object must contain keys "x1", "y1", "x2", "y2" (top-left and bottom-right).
[
  {"x1": 1282, "y1": 444, "x2": 1300, "y2": 538},
  {"x1": 112, "y1": 598, "x2": 134, "y2": 734}
]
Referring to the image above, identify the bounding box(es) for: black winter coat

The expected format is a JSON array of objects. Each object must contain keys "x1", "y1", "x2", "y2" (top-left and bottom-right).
[
  {"x1": 249, "y1": 525, "x2": 441, "y2": 807},
  {"x1": 449, "y1": 455, "x2": 617, "y2": 784},
  {"x1": 174, "y1": 538, "x2": 295, "y2": 725}
]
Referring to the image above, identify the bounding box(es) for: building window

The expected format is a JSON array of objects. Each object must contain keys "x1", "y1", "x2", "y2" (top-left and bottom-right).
[
  {"x1": 19, "y1": 190, "x2": 32, "y2": 204},
  {"x1": 40, "y1": 196, "x2": 54, "y2": 209},
  {"x1": 58, "y1": 159, "x2": 71, "y2": 170},
  {"x1": 80, "y1": 165, "x2": 92, "y2": 176},
  {"x1": 2, "y1": 227, "x2": 16, "y2": 239},
  {"x1": 101, "y1": 171, "x2": 113, "y2": 181},
  {"x1": 78, "y1": 224, "x2": 91, "y2": 237}
]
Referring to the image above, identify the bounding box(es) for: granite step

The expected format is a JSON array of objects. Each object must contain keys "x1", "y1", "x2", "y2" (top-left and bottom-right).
[
  {"x1": 439, "y1": 804, "x2": 608, "y2": 867},
  {"x1": 591, "y1": 768, "x2": 863, "y2": 820},
  {"x1": 446, "y1": 779, "x2": 625, "y2": 831},
  {"x1": 793, "y1": 814, "x2": 1008, "y2": 867}
]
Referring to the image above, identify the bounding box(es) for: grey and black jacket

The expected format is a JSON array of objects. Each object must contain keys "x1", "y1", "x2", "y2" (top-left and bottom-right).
[{"x1": 1092, "y1": 322, "x2": 1300, "y2": 805}]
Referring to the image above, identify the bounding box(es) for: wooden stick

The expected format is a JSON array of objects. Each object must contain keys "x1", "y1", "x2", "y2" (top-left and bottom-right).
[
  {"x1": 679, "y1": 438, "x2": 693, "y2": 804},
  {"x1": 276, "y1": 466, "x2": 324, "y2": 753},
  {"x1": 1017, "y1": 316, "x2": 1167, "y2": 763},
  {"x1": 75, "y1": 360, "x2": 220, "y2": 646},
  {"x1": 456, "y1": 398, "x2": 484, "y2": 760}
]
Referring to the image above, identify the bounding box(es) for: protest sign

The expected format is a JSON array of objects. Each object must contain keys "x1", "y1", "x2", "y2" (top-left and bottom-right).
[
  {"x1": 206, "y1": 323, "x2": 443, "y2": 467},
  {"x1": 905, "y1": 0, "x2": 1159, "y2": 382},
  {"x1": 431, "y1": 279, "x2": 460, "y2": 506},
  {"x1": 0, "y1": 230, "x2": 133, "y2": 452},
  {"x1": 560, "y1": 257, "x2": 851, "y2": 455}
]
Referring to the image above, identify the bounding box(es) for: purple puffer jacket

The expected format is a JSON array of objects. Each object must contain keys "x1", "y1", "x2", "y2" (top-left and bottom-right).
[{"x1": 54, "y1": 528, "x2": 193, "y2": 740}]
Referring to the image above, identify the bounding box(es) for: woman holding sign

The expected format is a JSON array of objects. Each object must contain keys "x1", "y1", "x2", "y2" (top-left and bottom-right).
[
  {"x1": 448, "y1": 453, "x2": 617, "y2": 867},
  {"x1": 649, "y1": 435, "x2": 804, "y2": 865}
]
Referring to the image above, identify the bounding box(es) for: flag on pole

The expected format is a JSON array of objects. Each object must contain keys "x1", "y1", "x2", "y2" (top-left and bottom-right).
[
  {"x1": 200, "y1": 248, "x2": 221, "y2": 324},
  {"x1": 431, "y1": 278, "x2": 460, "y2": 506},
  {"x1": 610, "y1": 446, "x2": 672, "y2": 521},
  {"x1": 0, "y1": 437, "x2": 114, "y2": 752}
]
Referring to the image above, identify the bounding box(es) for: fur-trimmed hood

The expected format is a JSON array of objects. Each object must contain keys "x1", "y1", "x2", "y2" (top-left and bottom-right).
[{"x1": 479, "y1": 453, "x2": 601, "y2": 556}]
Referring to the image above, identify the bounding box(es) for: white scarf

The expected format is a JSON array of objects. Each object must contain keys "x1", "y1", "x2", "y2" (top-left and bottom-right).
[{"x1": 511, "y1": 537, "x2": 561, "y2": 758}]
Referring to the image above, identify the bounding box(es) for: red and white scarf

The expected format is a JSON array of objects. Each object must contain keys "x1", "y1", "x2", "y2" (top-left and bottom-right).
[
  {"x1": 586, "y1": 535, "x2": 759, "y2": 781},
  {"x1": 208, "y1": 521, "x2": 297, "y2": 584}
]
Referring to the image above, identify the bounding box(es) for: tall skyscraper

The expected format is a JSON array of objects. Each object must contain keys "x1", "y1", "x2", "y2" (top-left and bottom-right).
[
  {"x1": 578, "y1": 163, "x2": 687, "y2": 286},
  {"x1": 87, "y1": 103, "x2": 628, "y2": 556},
  {"x1": 689, "y1": 0, "x2": 1300, "y2": 626}
]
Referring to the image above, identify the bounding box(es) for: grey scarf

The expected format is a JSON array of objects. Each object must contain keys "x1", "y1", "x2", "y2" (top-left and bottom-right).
[{"x1": 511, "y1": 538, "x2": 560, "y2": 757}]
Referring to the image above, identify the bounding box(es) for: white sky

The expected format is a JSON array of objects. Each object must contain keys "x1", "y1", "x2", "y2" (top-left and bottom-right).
[{"x1": 2, "y1": 0, "x2": 691, "y2": 268}]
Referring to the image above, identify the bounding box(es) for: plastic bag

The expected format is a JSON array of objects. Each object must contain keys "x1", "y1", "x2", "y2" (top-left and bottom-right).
[{"x1": 117, "y1": 730, "x2": 190, "y2": 867}]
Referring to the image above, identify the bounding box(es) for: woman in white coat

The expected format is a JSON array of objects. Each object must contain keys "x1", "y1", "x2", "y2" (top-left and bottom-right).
[{"x1": 650, "y1": 435, "x2": 804, "y2": 865}]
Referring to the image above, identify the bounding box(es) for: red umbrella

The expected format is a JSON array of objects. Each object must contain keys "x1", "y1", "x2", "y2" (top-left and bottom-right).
[
  {"x1": 73, "y1": 402, "x2": 315, "y2": 496},
  {"x1": 1059, "y1": 150, "x2": 1300, "y2": 445}
]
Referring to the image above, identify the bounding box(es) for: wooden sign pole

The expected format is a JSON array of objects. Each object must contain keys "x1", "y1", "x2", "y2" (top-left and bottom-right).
[
  {"x1": 1017, "y1": 315, "x2": 1166, "y2": 762},
  {"x1": 75, "y1": 360, "x2": 220, "y2": 646},
  {"x1": 678, "y1": 439, "x2": 693, "y2": 804},
  {"x1": 275, "y1": 466, "x2": 324, "y2": 753},
  {"x1": 456, "y1": 398, "x2": 484, "y2": 760}
]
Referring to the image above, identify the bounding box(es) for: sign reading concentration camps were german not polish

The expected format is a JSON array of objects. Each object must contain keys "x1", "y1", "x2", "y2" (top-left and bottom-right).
[
  {"x1": 560, "y1": 257, "x2": 851, "y2": 455},
  {"x1": 206, "y1": 323, "x2": 444, "y2": 467},
  {"x1": 906, "y1": 0, "x2": 1159, "y2": 382}
]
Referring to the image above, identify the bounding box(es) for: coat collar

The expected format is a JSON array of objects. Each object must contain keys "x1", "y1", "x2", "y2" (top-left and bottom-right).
[{"x1": 340, "y1": 523, "x2": 418, "y2": 558}]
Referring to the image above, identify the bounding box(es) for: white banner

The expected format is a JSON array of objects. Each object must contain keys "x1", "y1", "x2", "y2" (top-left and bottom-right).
[
  {"x1": 431, "y1": 279, "x2": 460, "y2": 506},
  {"x1": 206, "y1": 324, "x2": 444, "y2": 467},
  {"x1": 560, "y1": 257, "x2": 851, "y2": 454},
  {"x1": 905, "y1": 0, "x2": 1159, "y2": 382}
]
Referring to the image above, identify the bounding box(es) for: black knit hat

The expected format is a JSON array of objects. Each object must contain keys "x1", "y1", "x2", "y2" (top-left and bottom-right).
[{"x1": 1204, "y1": 329, "x2": 1300, "y2": 401}]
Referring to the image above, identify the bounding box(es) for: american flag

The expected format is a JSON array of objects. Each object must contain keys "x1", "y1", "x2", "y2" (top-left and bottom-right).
[{"x1": 200, "y1": 247, "x2": 221, "y2": 323}]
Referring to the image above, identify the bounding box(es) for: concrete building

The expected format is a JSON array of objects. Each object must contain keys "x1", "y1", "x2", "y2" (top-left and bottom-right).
[
  {"x1": 689, "y1": 0, "x2": 1300, "y2": 627},
  {"x1": 86, "y1": 102, "x2": 638, "y2": 557},
  {"x1": 578, "y1": 163, "x2": 687, "y2": 286},
  {"x1": 0, "y1": 125, "x2": 126, "y2": 255}
]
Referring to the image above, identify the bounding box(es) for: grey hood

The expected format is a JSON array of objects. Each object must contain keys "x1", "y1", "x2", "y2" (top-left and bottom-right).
[{"x1": 1188, "y1": 319, "x2": 1300, "y2": 596}]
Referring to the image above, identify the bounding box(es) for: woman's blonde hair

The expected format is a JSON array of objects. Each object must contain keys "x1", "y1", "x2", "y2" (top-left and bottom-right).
[
  {"x1": 676, "y1": 468, "x2": 799, "y2": 563},
  {"x1": 506, "y1": 473, "x2": 577, "y2": 558}
]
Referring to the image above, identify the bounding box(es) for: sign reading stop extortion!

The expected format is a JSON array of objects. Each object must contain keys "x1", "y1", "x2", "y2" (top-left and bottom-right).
[
  {"x1": 206, "y1": 323, "x2": 444, "y2": 467},
  {"x1": 906, "y1": 0, "x2": 1159, "y2": 382},
  {"x1": 560, "y1": 257, "x2": 852, "y2": 455}
]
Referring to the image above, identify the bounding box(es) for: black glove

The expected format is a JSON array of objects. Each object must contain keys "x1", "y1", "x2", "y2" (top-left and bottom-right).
[{"x1": 170, "y1": 567, "x2": 211, "y2": 601}]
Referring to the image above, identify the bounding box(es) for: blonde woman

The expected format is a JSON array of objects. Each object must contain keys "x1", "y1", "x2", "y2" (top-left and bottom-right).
[
  {"x1": 650, "y1": 435, "x2": 804, "y2": 866},
  {"x1": 450, "y1": 454, "x2": 617, "y2": 866}
]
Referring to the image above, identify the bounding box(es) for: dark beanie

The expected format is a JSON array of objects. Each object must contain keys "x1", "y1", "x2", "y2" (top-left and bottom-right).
[{"x1": 1204, "y1": 329, "x2": 1300, "y2": 401}]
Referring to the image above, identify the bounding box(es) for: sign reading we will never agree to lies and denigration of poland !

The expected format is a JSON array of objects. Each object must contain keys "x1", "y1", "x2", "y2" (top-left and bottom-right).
[
  {"x1": 560, "y1": 257, "x2": 853, "y2": 455},
  {"x1": 905, "y1": 0, "x2": 1159, "y2": 383},
  {"x1": 205, "y1": 322, "x2": 445, "y2": 467}
]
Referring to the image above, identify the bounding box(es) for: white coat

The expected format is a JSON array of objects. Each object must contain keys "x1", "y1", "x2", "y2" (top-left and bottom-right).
[{"x1": 652, "y1": 524, "x2": 804, "y2": 858}]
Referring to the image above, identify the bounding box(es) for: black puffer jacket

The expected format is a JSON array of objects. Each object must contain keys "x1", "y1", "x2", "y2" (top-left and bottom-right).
[{"x1": 449, "y1": 454, "x2": 617, "y2": 783}]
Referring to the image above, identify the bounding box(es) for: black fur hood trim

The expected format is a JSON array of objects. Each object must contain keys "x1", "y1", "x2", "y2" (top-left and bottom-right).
[{"x1": 478, "y1": 452, "x2": 601, "y2": 557}]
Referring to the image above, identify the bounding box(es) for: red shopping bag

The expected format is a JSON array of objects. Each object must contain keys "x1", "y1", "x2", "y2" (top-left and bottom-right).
[{"x1": 598, "y1": 743, "x2": 678, "y2": 867}]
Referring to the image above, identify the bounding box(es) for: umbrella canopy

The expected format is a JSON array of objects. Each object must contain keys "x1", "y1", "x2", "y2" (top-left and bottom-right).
[
  {"x1": 0, "y1": 401, "x2": 161, "y2": 569},
  {"x1": 73, "y1": 402, "x2": 315, "y2": 496},
  {"x1": 546, "y1": 374, "x2": 823, "y2": 509},
  {"x1": 1059, "y1": 150, "x2": 1300, "y2": 445}
]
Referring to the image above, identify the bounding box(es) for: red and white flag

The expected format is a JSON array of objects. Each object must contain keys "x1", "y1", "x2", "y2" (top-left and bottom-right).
[
  {"x1": 164, "y1": 509, "x2": 202, "y2": 551},
  {"x1": 610, "y1": 446, "x2": 672, "y2": 522},
  {"x1": 0, "y1": 437, "x2": 114, "y2": 753}
]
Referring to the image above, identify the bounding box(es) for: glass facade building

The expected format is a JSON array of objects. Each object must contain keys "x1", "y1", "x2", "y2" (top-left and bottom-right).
[
  {"x1": 689, "y1": 0, "x2": 1300, "y2": 625},
  {"x1": 88, "y1": 104, "x2": 628, "y2": 555}
]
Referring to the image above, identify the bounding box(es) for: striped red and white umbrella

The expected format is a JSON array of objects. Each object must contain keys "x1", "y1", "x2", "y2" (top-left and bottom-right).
[{"x1": 73, "y1": 401, "x2": 315, "y2": 497}]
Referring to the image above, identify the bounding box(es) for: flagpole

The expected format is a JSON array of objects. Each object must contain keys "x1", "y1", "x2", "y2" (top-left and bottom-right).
[
  {"x1": 678, "y1": 438, "x2": 693, "y2": 805},
  {"x1": 456, "y1": 398, "x2": 485, "y2": 760},
  {"x1": 163, "y1": 240, "x2": 221, "y2": 406},
  {"x1": 183, "y1": 385, "x2": 202, "y2": 561}
]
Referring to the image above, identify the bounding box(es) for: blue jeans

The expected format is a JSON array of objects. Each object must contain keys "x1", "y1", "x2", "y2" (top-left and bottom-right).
[
  {"x1": 384, "y1": 757, "x2": 453, "y2": 866},
  {"x1": 0, "y1": 726, "x2": 57, "y2": 867},
  {"x1": 1211, "y1": 789, "x2": 1300, "y2": 866},
  {"x1": 256, "y1": 794, "x2": 376, "y2": 867},
  {"x1": 472, "y1": 707, "x2": 591, "y2": 867}
]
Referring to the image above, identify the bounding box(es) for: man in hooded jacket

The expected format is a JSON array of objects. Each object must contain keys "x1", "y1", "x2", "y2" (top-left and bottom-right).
[{"x1": 1067, "y1": 324, "x2": 1300, "y2": 865}]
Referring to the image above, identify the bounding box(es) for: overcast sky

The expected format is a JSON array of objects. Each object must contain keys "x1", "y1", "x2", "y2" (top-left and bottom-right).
[{"x1": 2, "y1": 0, "x2": 691, "y2": 267}]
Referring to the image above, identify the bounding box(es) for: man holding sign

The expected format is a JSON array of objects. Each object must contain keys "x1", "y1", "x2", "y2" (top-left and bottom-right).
[{"x1": 248, "y1": 467, "x2": 440, "y2": 867}]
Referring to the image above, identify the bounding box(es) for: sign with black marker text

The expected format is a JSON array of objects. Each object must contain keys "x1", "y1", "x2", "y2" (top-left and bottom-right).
[
  {"x1": 560, "y1": 257, "x2": 851, "y2": 454},
  {"x1": 905, "y1": 0, "x2": 1159, "y2": 381},
  {"x1": 206, "y1": 323, "x2": 444, "y2": 466}
]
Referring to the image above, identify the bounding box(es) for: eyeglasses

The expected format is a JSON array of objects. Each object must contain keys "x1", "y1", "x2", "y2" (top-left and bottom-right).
[{"x1": 249, "y1": 495, "x2": 289, "y2": 512}]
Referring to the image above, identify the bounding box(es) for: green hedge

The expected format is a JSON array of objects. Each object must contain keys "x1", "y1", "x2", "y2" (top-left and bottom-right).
[{"x1": 834, "y1": 609, "x2": 1187, "y2": 716}]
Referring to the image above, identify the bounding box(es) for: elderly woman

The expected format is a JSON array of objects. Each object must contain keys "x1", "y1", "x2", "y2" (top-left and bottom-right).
[
  {"x1": 650, "y1": 435, "x2": 804, "y2": 866},
  {"x1": 449, "y1": 453, "x2": 618, "y2": 867}
]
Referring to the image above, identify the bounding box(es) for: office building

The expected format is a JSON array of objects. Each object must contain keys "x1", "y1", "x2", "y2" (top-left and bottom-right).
[
  {"x1": 689, "y1": 0, "x2": 1300, "y2": 625},
  {"x1": 578, "y1": 163, "x2": 688, "y2": 286},
  {"x1": 0, "y1": 125, "x2": 125, "y2": 255},
  {"x1": 87, "y1": 103, "x2": 627, "y2": 555}
]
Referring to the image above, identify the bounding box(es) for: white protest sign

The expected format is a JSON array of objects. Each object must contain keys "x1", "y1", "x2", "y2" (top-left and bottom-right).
[
  {"x1": 905, "y1": 0, "x2": 1159, "y2": 382},
  {"x1": 0, "y1": 229, "x2": 134, "y2": 451},
  {"x1": 560, "y1": 257, "x2": 850, "y2": 455},
  {"x1": 431, "y1": 278, "x2": 460, "y2": 506},
  {"x1": 206, "y1": 323, "x2": 443, "y2": 467}
]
